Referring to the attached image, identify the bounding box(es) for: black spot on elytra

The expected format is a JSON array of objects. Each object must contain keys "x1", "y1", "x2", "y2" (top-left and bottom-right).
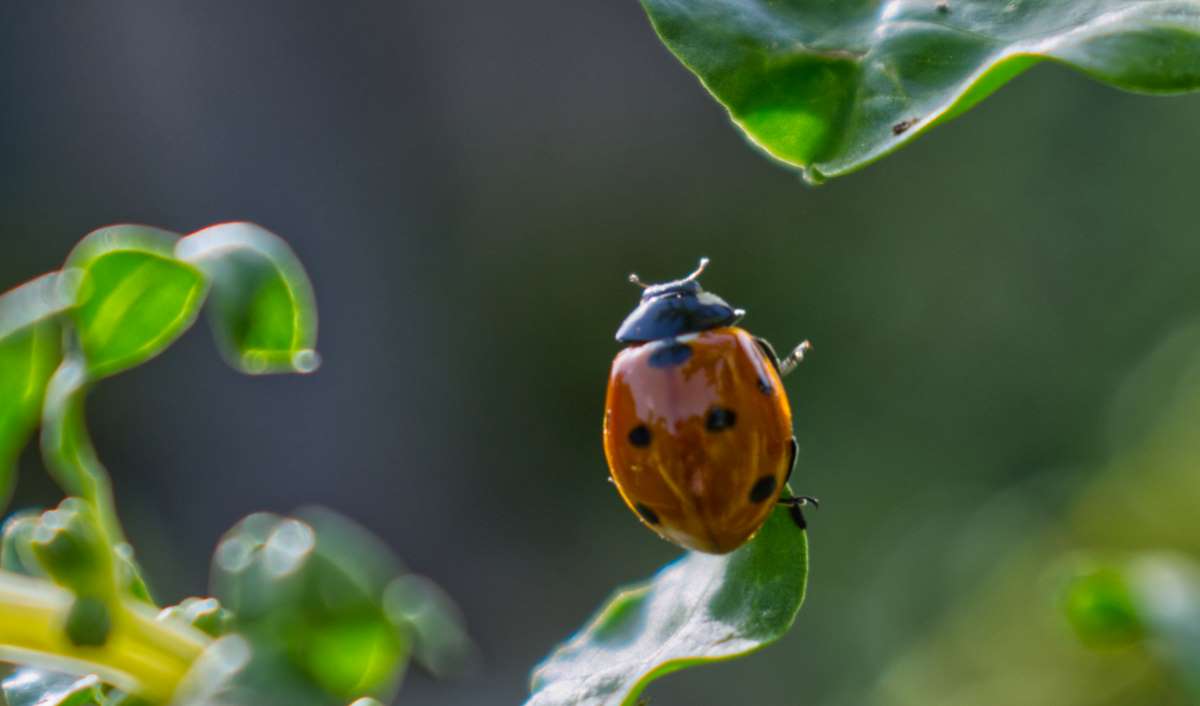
[
  {"x1": 635, "y1": 503, "x2": 660, "y2": 525},
  {"x1": 786, "y1": 437, "x2": 798, "y2": 483},
  {"x1": 758, "y1": 377, "x2": 773, "y2": 394},
  {"x1": 648, "y1": 342, "x2": 692, "y2": 368},
  {"x1": 749, "y1": 475, "x2": 777, "y2": 503},
  {"x1": 628, "y1": 425, "x2": 651, "y2": 447},
  {"x1": 706, "y1": 407, "x2": 737, "y2": 431}
]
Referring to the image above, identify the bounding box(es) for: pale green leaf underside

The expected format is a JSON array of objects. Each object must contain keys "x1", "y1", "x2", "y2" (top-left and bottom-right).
[
  {"x1": 640, "y1": 0, "x2": 1200, "y2": 181},
  {"x1": 527, "y1": 507, "x2": 807, "y2": 706}
]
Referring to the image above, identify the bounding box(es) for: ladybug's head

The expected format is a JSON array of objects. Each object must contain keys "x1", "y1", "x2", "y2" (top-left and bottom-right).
[{"x1": 615, "y1": 258, "x2": 744, "y2": 343}]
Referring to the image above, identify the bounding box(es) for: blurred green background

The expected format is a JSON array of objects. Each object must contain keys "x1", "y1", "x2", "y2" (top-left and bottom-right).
[{"x1": 3, "y1": 2, "x2": 1200, "y2": 704}]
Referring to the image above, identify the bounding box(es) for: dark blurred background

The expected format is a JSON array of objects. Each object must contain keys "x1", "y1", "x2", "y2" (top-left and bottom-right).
[{"x1": 4, "y1": 2, "x2": 1200, "y2": 705}]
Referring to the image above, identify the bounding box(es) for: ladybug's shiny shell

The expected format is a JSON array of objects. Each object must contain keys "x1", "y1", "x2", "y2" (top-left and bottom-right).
[{"x1": 603, "y1": 326, "x2": 796, "y2": 553}]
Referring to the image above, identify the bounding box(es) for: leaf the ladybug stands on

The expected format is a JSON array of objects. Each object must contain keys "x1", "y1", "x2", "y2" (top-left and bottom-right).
[{"x1": 527, "y1": 506, "x2": 808, "y2": 706}]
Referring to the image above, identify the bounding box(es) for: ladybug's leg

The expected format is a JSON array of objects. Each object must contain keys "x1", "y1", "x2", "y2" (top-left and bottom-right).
[
  {"x1": 777, "y1": 495, "x2": 819, "y2": 530},
  {"x1": 778, "y1": 340, "x2": 813, "y2": 377},
  {"x1": 754, "y1": 337, "x2": 783, "y2": 374},
  {"x1": 754, "y1": 338, "x2": 812, "y2": 377}
]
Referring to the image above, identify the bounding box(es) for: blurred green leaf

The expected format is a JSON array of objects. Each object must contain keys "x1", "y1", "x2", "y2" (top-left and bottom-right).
[
  {"x1": 861, "y1": 325, "x2": 1200, "y2": 706},
  {"x1": 175, "y1": 223, "x2": 319, "y2": 375},
  {"x1": 158, "y1": 597, "x2": 232, "y2": 638},
  {"x1": 383, "y1": 575, "x2": 475, "y2": 679},
  {"x1": 65, "y1": 225, "x2": 206, "y2": 379},
  {"x1": 0, "y1": 273, "x2": 74, "y2": 510},
  {"x1": 2, "y1": 511, "x2": 46, "y2": 578},
  {"x1": 30, "y1": 498, "x2": 115, "y2": 599},
  {"x1": 2, "y1": 670, "x2": 104, "y2": 706},
  {"x1": 169, "y1": 635, "x2": 252, "y2": 706},
  {"x1": 1126, "y1": 555, "x2": 1200, "y2": 697},
  {"x1": 527, "y1": 506, "x2": 808, "y2": 706},
  {"x1": 112, "y1": 544, "x2": 153, "y2": 605},
  {"x1": 641, "y1": 0, "x2": 1200, "y2": 181},
  {"x1": 27, "y1": 499, "x2": 120, "y2": 647},
  {"x1": 1063, "y1": 564, "x2": 1144, "y2": 648},
  {"x1": 1062, "y1": 554, "x2": 1200, "y2": 696},
  {"x1": 211, "y1": 510, "x2": 414, "y2": 705}
]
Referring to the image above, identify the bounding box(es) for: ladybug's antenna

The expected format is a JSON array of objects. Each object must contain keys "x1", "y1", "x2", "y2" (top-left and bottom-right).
[
  {"x1": 682, "y1": 257, "x2": 710, "y2": 283},
  {"x1": 628, "y1": 257, "x2": 710, "y2": 289}
]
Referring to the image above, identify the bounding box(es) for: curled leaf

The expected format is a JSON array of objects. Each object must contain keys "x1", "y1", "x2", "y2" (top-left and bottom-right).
[
  {"x1": 175, "y1": 223, "x2": 319, "y2": 375},
  {"x1": 527, "y1": 506, "x2": 808, "y2": 706},
  {"x1": 641, "y1": 0, "x2": 1200, "y2": 181}
]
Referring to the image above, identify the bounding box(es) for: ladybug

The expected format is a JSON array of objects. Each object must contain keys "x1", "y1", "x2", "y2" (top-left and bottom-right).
[{"x1": 602, "y1": 258, "x2": 816, "y2": 554}]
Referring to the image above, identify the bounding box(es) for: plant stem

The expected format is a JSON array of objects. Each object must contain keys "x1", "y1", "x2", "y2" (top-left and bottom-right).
[
  {"x1": 0, "y1": 570, "x2": 211, "y2": 703},
  {"x1": 40, "y1": 356, "x2": 126, "y2": 546}
]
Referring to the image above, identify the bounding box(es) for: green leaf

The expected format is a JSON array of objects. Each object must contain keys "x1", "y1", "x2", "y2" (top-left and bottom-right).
[
  {"x1": 2, "y1": 511, "x2": 47, "y2": 577},
  {"x1": 527, "y1": 506, "x2": 808, "y2": 706},
  {"x1": 158, "y1": 597, "x2": 232, "y2": 638},
  {"x1": 1, "y1": 670, "x2": 104, "y2": 706},
  {"x1": 211, "y1": 510, "x2": 413, "y2": 704},
  {"x1": 383, "y1": 575, "x2": 475, "y2": 678},
  {"x1": 1063, "y1": 564, "x2": 1144, "y2": 647},
  {"x1": 175, "y1": 223, "x2": 319, "y2": 375},
  {"x1": 0, "y1": 273, "x2": 74, "y2": 509},
  {"x1": 1065, "y1": 554, "x2": 1200, "y2": 696},
  {"x1": 29, "y1": 498, "x2": 116, "y2": 599},
  {"x1": 640, "y1": 0, "x2": 1200, "y2": 181},
  {"x1": 65, "y1": 225, "x2": 207, "y2": 379},
  {"x1": 1130, "y1": 556, "x2": 1200, "y2": 697}
]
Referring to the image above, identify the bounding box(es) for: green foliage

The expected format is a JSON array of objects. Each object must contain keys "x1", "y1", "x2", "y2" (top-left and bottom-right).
[
  {"x1": 0, "y1": 223, "x2": 468, "y2": 706},
  {"x1": 1063, "y1": 564, "x2": 1144, "y2": 648},
  {"x1": 175, "y1": 223, "x2": 319, "y2": 375},
  {"x1": 0, "y1": 274, "x2": 73, "y2": 506},
  {"x1": 640, "y1": 0, "x2": 1200, "y2": 181},
  {"x1": 211, "y1": 511, "x2": 410, "y2": 704},
  {"x1": 527, "y1": 506, "x2": 808, "y2": 706},
  {"x1": 854, "y1": 325, "x2": 1200, "y2": 706},
  {"x1": 30, "y1": 498, "x2": 116, "y2": 599},
  {"x1": 158, "y1": 598, "x2": 233, "y2": 639},
  {"x1": 66, "y1": 226, "x2": 206, "y2": 380}
]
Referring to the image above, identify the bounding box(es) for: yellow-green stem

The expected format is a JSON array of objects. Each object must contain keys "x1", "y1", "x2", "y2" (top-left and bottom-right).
[{"x1": 0, "y1": 570, "x2": 211, "y2": 702}]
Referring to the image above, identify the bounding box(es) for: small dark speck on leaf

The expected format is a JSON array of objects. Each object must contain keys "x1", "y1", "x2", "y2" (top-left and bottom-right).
[
  {"x1": 892, "y1": 117, "x2": 920, "y2": 135},
  {"x1": 936, "y1": 0, "x2": 950, "y2": 12}
]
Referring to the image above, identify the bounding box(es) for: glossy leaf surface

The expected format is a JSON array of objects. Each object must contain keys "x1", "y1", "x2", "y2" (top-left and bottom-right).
[
  {"x1": 2, "y1": 670, "x2": 104, "y2": 706},
  {"x1": 176, "y1": 223, "x2": 319, "y2": 375},
  {"x1": 527, "y1": 507, "x2": 807, "y2": 706},
  {"x1": 640, "y1": 0, "x2": 1200, "y2": 181},
  {"x1": 66, "y1": 226, "x2": 206, "y2": 379}
]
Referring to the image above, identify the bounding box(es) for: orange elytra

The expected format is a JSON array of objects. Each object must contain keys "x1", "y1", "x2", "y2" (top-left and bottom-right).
[{"x1": 603, "y1": 258, "x2": 815, "y2": 554}]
